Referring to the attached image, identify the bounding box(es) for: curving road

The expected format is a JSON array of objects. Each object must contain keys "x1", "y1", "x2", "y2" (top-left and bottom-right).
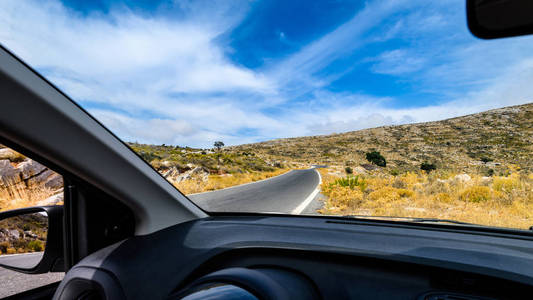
[{"x1": 189, "y1": 168, "x2": 323, "y2": 214}]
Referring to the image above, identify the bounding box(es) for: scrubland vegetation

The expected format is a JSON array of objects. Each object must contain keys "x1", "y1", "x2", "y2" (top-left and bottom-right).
[
  {"x1": 0, "y1": 184, "x2": 59, "y2": 212},
  {"x1": 0, "y1": 213, "x2": 47, "y2": 255},
  {"x1": 319, "y1": 167, "x2": 533, "y2": 229},
  {"x1": 129, "y1": 143, "x2": 285, "y2": 174},
  {"x1": 231, "y1": 103, "x2": 533, "y2": 175}
]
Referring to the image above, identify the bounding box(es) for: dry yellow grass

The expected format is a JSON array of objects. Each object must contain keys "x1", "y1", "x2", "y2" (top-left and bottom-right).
[
  {"x1": 0, "y1": 183, "x2": 60, "y2": 212},
  {"x1": 319, "y1": 168, "x2": 533, "y2": 229},
  {"x1": 175, "y1": 168, "x2": 291, "y2": 195}
]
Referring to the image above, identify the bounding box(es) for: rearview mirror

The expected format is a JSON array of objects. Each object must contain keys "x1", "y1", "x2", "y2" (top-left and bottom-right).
[
  {"x1": 0, "y1": 206, "x2": 63, "y2": 274},
  {"x1": 467, "y1": 0, "x2": 533, "y2": 39}
]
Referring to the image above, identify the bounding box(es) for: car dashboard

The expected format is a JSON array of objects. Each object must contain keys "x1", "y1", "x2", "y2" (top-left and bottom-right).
[{"x1": 53, "y1": 216, "x2": 533, "y2": 299}]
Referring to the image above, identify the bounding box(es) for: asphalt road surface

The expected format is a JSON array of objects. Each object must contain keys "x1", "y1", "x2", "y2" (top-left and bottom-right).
[
  {"x1": 189, "y1": 168, "x2": 323, "y2": 214},
  {"x1": 0, "y1": 168, "x2": 323, "y2": 297},
  {"x1": 0, "y1": 253, "x2": 64, "y2": 298},
  {"x1": 0, "y1": 252, "x2": 43, "y2": 269}
]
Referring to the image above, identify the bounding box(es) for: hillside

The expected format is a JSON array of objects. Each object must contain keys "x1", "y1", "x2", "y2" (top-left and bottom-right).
[{"x1": 231, "y1": 103, "x2": 533, "y2": 175}]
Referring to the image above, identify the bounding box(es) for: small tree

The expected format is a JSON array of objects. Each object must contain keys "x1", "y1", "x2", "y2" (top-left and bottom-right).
[
  {"x1": 214, "y1": 141, "x2": 225, "y2": 151},
  {"x1": 480, "y1": 156, "x2": 493, "y2": 163},
  {"x1": 365, "y1": 151, "x2": 386, "y2": 167},
  {"x1": 420, "y1": 162, "x2": 436, "y2": 173}
]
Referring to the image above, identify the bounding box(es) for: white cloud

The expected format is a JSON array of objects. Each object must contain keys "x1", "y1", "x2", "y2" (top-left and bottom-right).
[{"x1": 0, "y1": 0, "x2": 274, "y2": 96}]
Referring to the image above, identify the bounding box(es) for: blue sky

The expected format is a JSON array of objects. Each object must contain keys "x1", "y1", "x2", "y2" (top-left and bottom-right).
[{"x1": 1, "y1": 0, "x2": 533, "y2": 148}]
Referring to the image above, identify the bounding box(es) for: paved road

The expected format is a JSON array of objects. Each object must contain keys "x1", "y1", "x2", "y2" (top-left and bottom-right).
[
  {"x1": 189, "y1": 168, "x2": 323, "y2": 214},
  {"x1": 0, "y1": 252, "x2": 43, "y2": 269},
  {"x1": 0, "y1": 253, "x2": 64, "y2": 298}
]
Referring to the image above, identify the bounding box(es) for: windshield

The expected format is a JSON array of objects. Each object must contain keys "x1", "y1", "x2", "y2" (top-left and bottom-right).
[{"x1": 1, "y1": 0, "x2": 532, "y2": 230}]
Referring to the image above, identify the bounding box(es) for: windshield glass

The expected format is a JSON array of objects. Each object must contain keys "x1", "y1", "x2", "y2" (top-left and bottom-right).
[{"x1": 2, "y1": 0, "x2": 532, "y2": 229}]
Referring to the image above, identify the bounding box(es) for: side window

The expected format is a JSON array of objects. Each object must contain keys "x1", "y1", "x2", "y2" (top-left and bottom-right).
[
  {"x1": 0, "y1": 144, "x2": 64, "y2": 298},
  {"x1": 0, "y1": 144, "x2": 63, "y2": 211}
]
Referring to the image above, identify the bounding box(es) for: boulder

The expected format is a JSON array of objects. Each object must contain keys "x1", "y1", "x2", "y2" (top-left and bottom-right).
[
  {"x1": 480, "y1": 176, "x2": 493, "y2": 185},
  {"x1": 17, "y1": 159, "x2": 46, "y2": 180},
  {"x1": 0, "y1": 148, "x2": 22, "y2": 162},
  {"x1": 26, "y1": 169, "x2": 63, "y2": 190},
  {"x1": 162, "y1": 167, "x2": 180, "y2": 180},
  {"x1": 8, "y1": 229, "x2": 20, "y2": 240},
  {"x1": 161, "y1": 160, "x2": 173, "y2": 168},
  {"x1": 454, "y1": 174, "x2": 471, "y2": 182},
  {"x1": 164, "y1": 166, "x2": 209, "y2": 183},
  {"x1": 353, "y1": 166, "x2": 368, "y2": 175},
  {"x1": 44, "y1": 173, "x2": 63, "y2": 190},
  {"x1": 24, "y1": 231, "x2": 38, "y2": 239},
  {"x1": 360, "y1": 163, "x2": 379, "y2": 171},
  {"x1": 0, "y1": 159, "x2": 22, "y2": 187}
]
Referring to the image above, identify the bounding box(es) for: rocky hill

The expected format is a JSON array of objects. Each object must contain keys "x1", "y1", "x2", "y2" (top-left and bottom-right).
[
  {"x1": 127, "y1": 143, "x2": 288, "y2": 186},
  {"x1": 0, "y1": 146, "x2": 63, "y2": 211},
  {"x1": 231, "y1": 103, "x2": 533, "y2": 175}
]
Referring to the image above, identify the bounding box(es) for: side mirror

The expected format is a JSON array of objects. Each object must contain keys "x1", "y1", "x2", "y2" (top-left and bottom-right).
[
  {"x1": 467, "y1": 0, "x2": 533, "y2": 39},
  {"x1": 0, "y1": 206, "x2": 63, "y2": 274}
]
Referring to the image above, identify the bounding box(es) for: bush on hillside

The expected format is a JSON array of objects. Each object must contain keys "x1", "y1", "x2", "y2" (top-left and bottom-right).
[
  {"x1": 138, "y1": 151, "x2": 160, "y2": 162},
  {"x1": 420, "y1": 162, "x2": 437, "y2": 173},
  {"x1": 365, "y1": 151, "x2": 386, "y2": 167},
  {"x1": 345, "y1": 166, "x2": 353, "y2": 174},
  {"x1": 480, "y1": 156, "x2": 493, "y2": 163},
  {"x1": 27, "y1": 240, "x2": 44, "y2": 252}
]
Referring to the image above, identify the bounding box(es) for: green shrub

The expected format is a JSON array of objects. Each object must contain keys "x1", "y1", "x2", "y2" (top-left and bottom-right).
[
  {"x1": 138, "y1": 151, "x2": 160, "y2": 162},
  {"x1": 27, "y1": 240, "x2": 44, "y2": 252},
  {"x1": 480, "y1": 157, "x2": 493, "y2": 163},
  {"x1": 365, "y1": 151, "x2": 386, "y2": 167},
  {"x1": 420, "y1": 162, "x2": 437, "y2": 172},
  {"x1": 331, "y1": 176, "x2": 367, "y2": 192},
  {"x1": 0, "y1": 242, "x2": 8, "y2": 254},
  {"x1": 460, "y1": 186, "x2": 491, "y2": 202},
  {"x1": 345, "y1": 166, "x2": 353, "y2": 174}
]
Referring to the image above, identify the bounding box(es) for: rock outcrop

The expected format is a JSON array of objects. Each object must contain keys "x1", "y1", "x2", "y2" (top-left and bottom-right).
[
  {"x1": 161, "y1": 164, "x2": 209, "y2": 184},
  {"x1": 0, "y1": 157, "x2": 63, "y2": 191},
  {"x1": 0, "y1": 146, "x2": 64, "y2": 209}
]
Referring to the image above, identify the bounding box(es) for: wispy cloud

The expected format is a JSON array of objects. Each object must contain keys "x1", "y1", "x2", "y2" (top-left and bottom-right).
[
  {"x1": 370, "y1": 49, "x2": 426, "y2": 75},
  {"x1": 268, "y1": 0, "x2": 413, "y2": 95}
]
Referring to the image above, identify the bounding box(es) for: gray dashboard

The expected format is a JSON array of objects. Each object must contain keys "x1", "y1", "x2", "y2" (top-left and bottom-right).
[{"x1": 53, "y1": 215, "x2": 533, "y2": 299}]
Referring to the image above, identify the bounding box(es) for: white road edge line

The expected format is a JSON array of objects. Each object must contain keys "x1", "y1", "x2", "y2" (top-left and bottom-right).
[
  {"x1": 188, "y1": 169, "x2": 295, "y2": 196},
  {"x1": 291, "y1": 168, "x2": 322, "y2": 215}
]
